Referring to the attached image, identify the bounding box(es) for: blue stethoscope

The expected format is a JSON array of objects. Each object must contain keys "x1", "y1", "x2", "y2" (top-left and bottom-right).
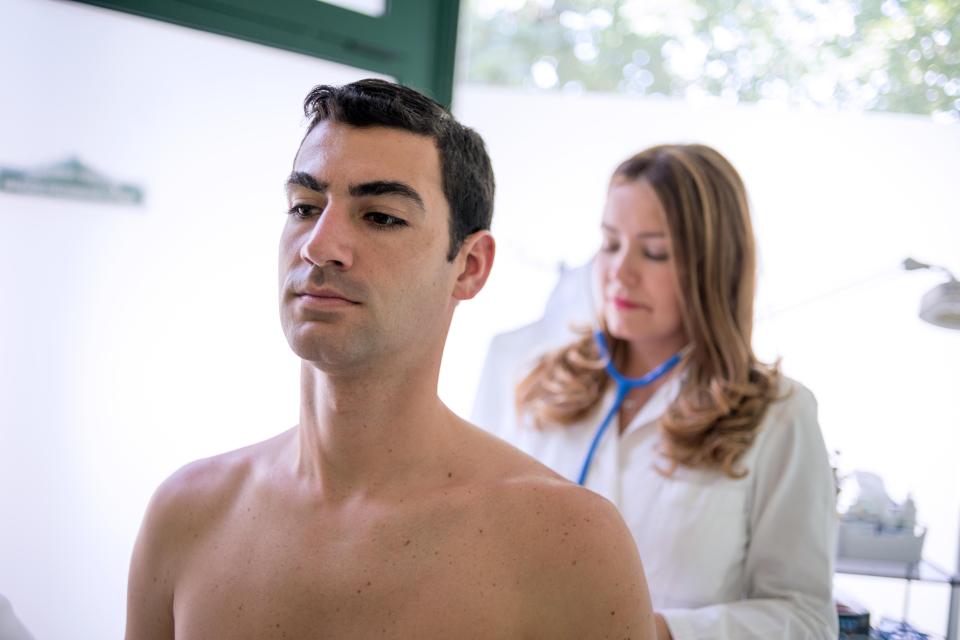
[{"x1": 576, "y1": 330, "x2": 684, "y2": 486}]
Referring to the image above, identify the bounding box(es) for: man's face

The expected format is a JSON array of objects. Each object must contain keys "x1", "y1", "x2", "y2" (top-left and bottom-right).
[{"x1": 279, "y1": 121, "x2": 458, "y2": 371}]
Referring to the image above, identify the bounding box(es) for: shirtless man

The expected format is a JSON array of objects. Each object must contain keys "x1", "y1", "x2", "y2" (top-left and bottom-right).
[{"x1": 125, "y1": 79, "x2": 655, "y2": 639}]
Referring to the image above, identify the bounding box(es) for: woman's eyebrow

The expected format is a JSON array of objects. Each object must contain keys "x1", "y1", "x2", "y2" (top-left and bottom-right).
[{"x1": 600, "y1": 223, "x2": 665, "y2": 238}]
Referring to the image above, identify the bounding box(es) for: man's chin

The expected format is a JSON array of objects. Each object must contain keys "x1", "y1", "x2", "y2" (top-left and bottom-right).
[{"x1": 284, "y1": 330, "x2": 374, "y2": 369}]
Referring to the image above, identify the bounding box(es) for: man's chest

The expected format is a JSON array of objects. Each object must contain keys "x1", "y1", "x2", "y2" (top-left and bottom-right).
[{"x1": 171, "y1": 498, "x2": 526, "y2": 639}]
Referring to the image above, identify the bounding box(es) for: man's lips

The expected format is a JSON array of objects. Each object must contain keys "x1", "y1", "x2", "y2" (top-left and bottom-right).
[{"x1": 296, "y1": 288, "x2": 360, "y2": 306}]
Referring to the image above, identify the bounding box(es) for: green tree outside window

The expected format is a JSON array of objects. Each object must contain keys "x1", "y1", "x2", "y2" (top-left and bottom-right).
[{"x1": 465, "y1": 0, "x2": 960, "y2": 121}]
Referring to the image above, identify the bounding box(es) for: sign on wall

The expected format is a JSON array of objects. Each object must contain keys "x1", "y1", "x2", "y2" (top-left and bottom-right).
[{"x1": 0, "y1": 157, "x2": 144, "y2": 205}]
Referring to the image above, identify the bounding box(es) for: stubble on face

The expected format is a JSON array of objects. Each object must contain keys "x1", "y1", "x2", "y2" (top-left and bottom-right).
[{"x1": 277, "y1": 122, "x2": 455, "y2": 375}]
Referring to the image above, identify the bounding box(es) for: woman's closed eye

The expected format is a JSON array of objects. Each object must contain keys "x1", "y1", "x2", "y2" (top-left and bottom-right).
[
  {"x1": 642, "y1": 248, "x2": 669, "y2": 261},
  {"x1": 600, "y1": 240, "x2": 667, "y2": 261},
  {"x1": 600, "y1": 238, "x2": 620, "y2": 253}
]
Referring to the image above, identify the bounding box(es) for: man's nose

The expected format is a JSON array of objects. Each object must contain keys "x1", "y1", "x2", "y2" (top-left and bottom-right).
[{"x1": 300, "y1": 204, "x2": 354, "y2": 269}]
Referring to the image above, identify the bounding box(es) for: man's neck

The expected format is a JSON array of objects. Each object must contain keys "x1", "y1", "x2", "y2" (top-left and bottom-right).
[{"x1": 290, "y1": 359, "x2": 455, "y2": 500}]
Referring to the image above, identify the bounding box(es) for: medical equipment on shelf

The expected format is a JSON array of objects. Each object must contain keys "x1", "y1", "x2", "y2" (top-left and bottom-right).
[{"x1": 836, "y1": 471, "x2": 926, "y2": 564}]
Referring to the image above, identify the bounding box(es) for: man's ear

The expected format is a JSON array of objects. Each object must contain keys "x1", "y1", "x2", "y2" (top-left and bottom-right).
[{"x1": 452, "y1": 231, "x2": 495, "y2": 301}]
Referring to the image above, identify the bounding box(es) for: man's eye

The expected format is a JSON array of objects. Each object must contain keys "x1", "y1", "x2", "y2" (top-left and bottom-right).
[
  {"x1": 600, "y1": 240, "x2": 619, "y2": 253},
  {"x1": 287, "y1": 204, "x2": 318, "y2": 219},
  {"x1": 365, "y1": 212, "x2": 407, "y2": 228}
]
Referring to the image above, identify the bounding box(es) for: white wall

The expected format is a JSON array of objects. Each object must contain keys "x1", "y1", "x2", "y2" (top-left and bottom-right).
[{"x1": 1, "y1": 0, "x2": 958, "y2": 637}]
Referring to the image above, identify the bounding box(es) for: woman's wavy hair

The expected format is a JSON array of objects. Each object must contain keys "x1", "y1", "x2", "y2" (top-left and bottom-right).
[{"x1": 516, "y1": 144, "x2": 781, "y2": 479}]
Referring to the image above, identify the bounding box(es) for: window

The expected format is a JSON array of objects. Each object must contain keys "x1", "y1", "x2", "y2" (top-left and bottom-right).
[
  {"x1": 464, "y1": 0, "x2": 960, "y2": 121},
  {"x1": 75, "y1": 0, "x2": 461, "y2": 105}
]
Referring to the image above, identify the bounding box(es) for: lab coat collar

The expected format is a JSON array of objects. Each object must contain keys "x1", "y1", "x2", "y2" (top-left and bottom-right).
[{"x1": 619, "y1": 368, "x2": 685, "y2": 438}]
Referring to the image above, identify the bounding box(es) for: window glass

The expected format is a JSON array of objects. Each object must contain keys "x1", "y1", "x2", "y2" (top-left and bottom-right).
[
  {"x1": 464, "y1": 0, "x2": 960, "y2": 122},
  {"x1": 320, "y1": 0, "x2": 386, "y2": 17}
]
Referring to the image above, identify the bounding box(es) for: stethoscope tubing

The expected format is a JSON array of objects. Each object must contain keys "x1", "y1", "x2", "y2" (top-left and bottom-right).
[{"x1": 576, "y1": 331, "x2": 683, "y2": 486}]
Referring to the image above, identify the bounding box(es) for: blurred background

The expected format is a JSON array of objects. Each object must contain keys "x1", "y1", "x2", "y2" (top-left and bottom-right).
[{"x1": 1, "y1": 0, "x2": 957, "y2": 637}]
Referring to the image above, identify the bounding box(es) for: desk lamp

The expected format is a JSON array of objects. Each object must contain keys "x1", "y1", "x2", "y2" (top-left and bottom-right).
[
  {"x1": 904, "y1": 258, "x2": 960, "y2": 580},
  {"x1": 904, "y1": 258, "x2": 960, "y2": 331}
]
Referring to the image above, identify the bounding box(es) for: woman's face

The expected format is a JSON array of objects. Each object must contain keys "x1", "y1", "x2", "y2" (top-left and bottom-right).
[{"x1": 594, "y1": 178, "x2": 687, "y2": 353}]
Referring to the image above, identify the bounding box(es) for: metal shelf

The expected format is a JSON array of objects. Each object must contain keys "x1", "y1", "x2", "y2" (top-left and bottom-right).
[{"x1": 836, "y1": 557, "x2": 960, "y2": 639}]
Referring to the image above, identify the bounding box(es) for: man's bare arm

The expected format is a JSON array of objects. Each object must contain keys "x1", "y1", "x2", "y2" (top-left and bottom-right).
[
  {"x1": 517, "y1": 483, "x2": 656, "y2": 639},
  {"x1": 125, "y1": 458, "x2": 229, "y2": 640},
  {"x1": 125, "y1": 479, "x2": 179, "y2": 640}
]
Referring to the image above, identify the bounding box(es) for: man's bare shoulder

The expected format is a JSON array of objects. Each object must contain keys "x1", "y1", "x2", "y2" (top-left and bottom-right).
[
  {"x1": 458, "y1": 419, "x2": 621, "y2": 523},
  {"x1": 491, "y1": 473, "x2": 655, "y2": 639},
  {"x1": 459, "y1": 422, "x2": 655, "y2": 639},
  {"x1": 481, "y1": 459, "x2": 639, "y2": 572},
  {"x1": 126, "y1": 432, "x2": 291, "y2": 640},
  {"x1": 457, "y1": 418, "x2": 564, "y2": 479},
  {"x1": 139, "y1": 431, "x2": 289, "y2": 549}
]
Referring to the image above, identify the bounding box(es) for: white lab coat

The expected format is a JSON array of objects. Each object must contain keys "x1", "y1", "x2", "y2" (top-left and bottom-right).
[{"x1": 472, "y1": 324, "x2": 839, "y2": 640}]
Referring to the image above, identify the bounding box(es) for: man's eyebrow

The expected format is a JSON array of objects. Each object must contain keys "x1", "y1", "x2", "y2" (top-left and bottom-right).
[
  {"x1": 349, "y1": 181, "x2": 425, "y2": 212},
  {"x1": 286, "y1": 171, "x2": 327, "y2": 193}
]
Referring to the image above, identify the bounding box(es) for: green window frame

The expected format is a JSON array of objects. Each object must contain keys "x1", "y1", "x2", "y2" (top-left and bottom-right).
[{"x1": 72, "y1": 0, "x2": 461, "y2": 106}]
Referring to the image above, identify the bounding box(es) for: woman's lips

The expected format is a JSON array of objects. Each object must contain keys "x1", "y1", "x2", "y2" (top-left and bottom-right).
[{"x1": 612, "y1": 297, "x2": 648, "y2": 310}]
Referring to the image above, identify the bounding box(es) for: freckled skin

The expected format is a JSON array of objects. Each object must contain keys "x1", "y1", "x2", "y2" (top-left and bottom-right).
[
  {"x1": 125, "y1": 122, "x2": 655, "y2": 639},
  {"x1": 129, "y1": 427, "x2": 654, "y2": 639}
]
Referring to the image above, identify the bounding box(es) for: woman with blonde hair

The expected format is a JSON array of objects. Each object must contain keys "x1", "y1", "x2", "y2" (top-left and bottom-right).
[{"x1": 473, "y1": 144, "x2": 837, "y2": 639}]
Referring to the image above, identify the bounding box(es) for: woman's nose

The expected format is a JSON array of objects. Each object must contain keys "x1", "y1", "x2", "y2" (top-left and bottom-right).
[{"x1": 610, "y1": 248, "x2": 639, "y2": 286}]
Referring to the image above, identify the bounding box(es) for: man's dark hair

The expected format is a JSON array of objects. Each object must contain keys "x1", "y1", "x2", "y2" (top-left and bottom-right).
[{"x1": 302, "y1": 79, "x2": 495, "y2": 261}]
